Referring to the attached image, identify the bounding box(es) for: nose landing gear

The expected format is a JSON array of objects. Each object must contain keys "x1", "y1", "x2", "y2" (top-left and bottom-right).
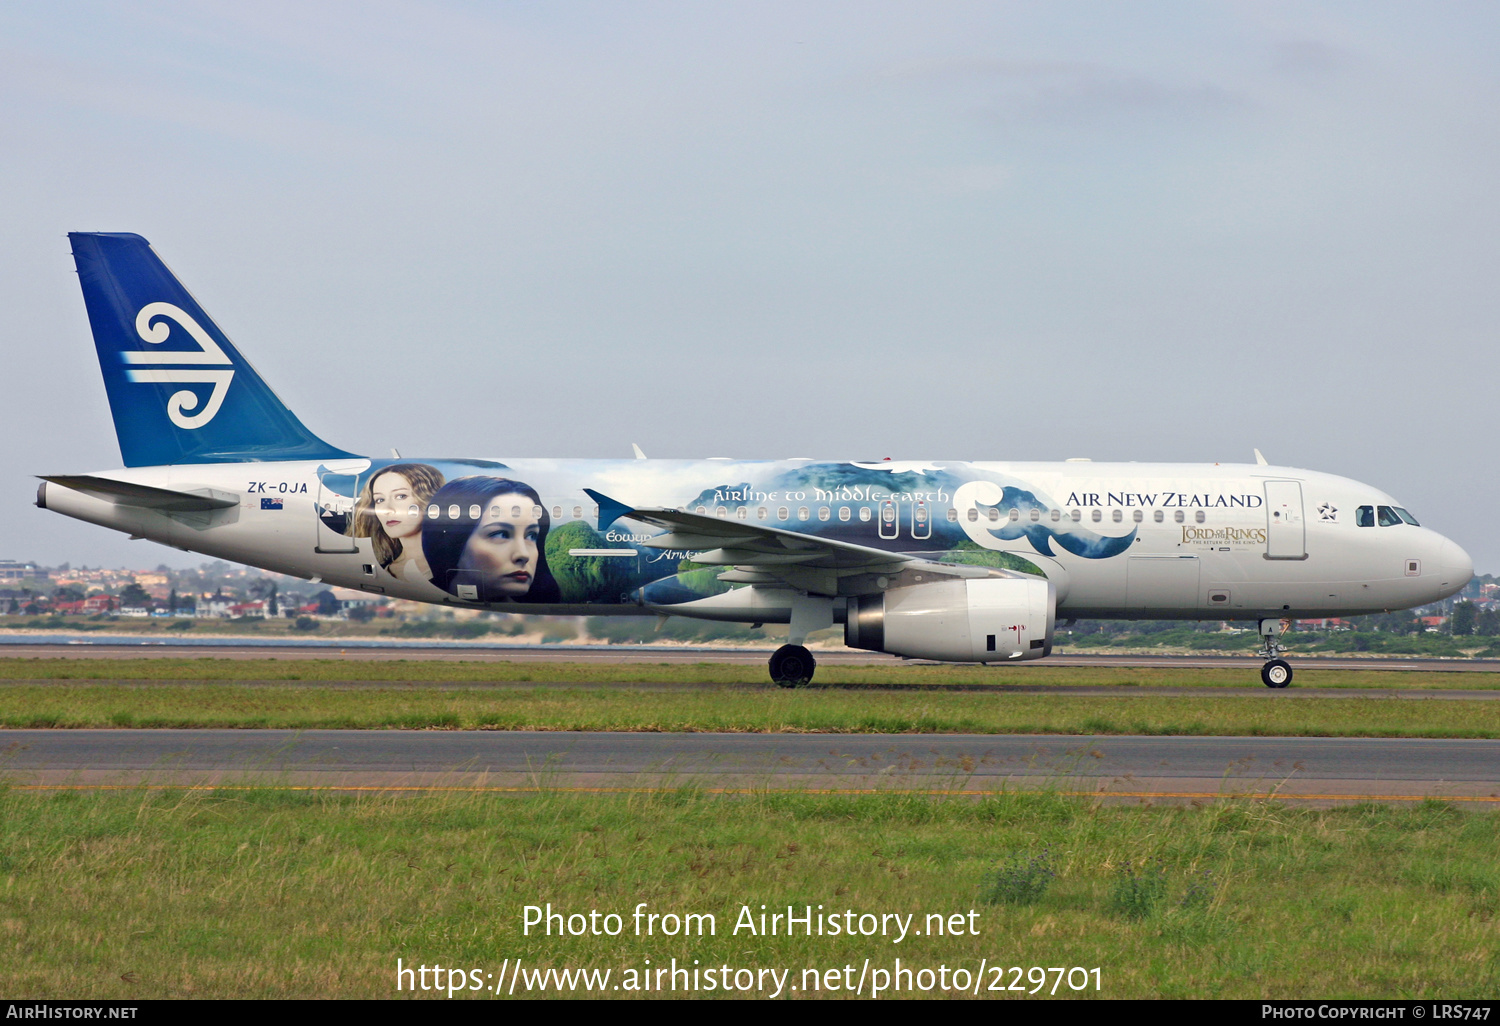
[
  {"x1": 769, "y1": 644, "x2": 815, "y2": 688},
  {"x1": 1258, "y1": 618, "x2": 1293, "y2": 688},
  {"x1": 1261, "y1": 658, "x2": 1292, "y2": 688}
]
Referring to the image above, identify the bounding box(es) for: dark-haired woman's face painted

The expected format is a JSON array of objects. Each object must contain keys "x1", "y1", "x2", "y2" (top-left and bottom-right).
[{"x1": 463, "y1": 493, "x2": 540, "y2": 596}]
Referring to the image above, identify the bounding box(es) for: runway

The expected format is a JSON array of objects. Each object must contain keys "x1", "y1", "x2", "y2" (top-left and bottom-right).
[{"x1": 5, "y1": 729, "x2": 1498, "y2": 802}]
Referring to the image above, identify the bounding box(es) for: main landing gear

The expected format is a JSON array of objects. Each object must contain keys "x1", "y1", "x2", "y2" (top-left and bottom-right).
[
  {"x1": 769, "y1": 644, "x2": 816, "y2": 688},
  {"x1": 1258, "y1": 618, "x2": 1293, "y2": 689},
  {"x1": 769, "y1": 595, "x2": 832, "y2": 688}
]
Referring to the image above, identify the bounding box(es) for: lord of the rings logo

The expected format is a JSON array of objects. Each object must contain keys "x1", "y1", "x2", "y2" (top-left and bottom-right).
[{"x1": 1182, "y1": 526, "x2": 1267, "y2": 545}]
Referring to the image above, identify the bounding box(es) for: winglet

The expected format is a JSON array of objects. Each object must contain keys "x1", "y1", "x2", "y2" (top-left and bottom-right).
[
  {"x1": 1254, "y1": 448, "x2": 1269, "y2": 466},
  {"x1": 585, "y1": 488, "x2": 635, "y2": 530},
  {"x1": 631, "y1": 443, "x2": 647, "y2": 460}
]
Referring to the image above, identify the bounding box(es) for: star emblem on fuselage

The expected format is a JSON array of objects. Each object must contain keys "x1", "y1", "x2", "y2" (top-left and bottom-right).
[{"x1": 1317, "y1": 502, "x2": 1338, "y2": 522}]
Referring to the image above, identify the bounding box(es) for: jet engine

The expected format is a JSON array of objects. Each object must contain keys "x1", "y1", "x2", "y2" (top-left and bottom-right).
[{"x1": 844, "y1": 578, "x2": 1054, "y2": 663}]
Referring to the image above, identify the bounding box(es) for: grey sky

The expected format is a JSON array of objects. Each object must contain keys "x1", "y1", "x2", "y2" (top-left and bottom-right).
[{"x1": 3, "y1": 2, "x2": 1497, "y2": 570}]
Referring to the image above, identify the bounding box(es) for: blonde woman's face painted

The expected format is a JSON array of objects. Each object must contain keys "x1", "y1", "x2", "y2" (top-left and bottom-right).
[
  {"x1": 464, "y1": 493, "x2": 539, "y2": 596},
  {"x1": 371, "y1": 472, "x2": 423, "y2": 541}
]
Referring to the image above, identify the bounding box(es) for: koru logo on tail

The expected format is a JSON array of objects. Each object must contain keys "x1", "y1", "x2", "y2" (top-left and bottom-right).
[{"x1": 121, "y1": 303, "x2": 234, "y2": 429}]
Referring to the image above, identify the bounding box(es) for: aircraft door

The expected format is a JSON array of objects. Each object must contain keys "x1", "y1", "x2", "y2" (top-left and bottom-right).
[
  {"x1": 910, "y1": 500, "x2": 931, "y2": 540},
  {"x1": 1264, "y1": 481, "x2": 1307, "y2": 560},
  {"x1": 314, "y1": 471, "x2": 360, "y2": 554},
  {"x1": 879, "y1": 500, "x2": 898, "y2": 540}
]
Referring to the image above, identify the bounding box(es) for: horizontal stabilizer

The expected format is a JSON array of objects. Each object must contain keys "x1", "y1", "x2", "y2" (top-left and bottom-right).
[{"x1": 40, "y1": 474, "x2": 238, "y2": 512}]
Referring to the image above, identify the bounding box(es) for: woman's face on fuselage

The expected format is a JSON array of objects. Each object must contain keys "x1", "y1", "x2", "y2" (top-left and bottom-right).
[
  {"x1": 463, "y1": 493, "x2": 540, "y2": 596},
  {"x1": 371, "y1": 472, "x2": 424, "y2": 542}
]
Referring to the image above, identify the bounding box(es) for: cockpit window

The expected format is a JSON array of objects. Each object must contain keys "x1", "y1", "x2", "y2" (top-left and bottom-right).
[
  {"x1": 1356, "y1": 505, "x2": 1374, "y2": 528},
  {"x1": 1377, "y1": 505, "x2": 1403, "y2": 527},
  {"x1": 1394, "y1": 507, "x2": 1420, "y2": 526}
]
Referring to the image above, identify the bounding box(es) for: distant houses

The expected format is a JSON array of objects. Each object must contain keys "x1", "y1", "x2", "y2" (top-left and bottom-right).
[{"x1": 50, "y1": 595, "x2": 118, "y2": 615}]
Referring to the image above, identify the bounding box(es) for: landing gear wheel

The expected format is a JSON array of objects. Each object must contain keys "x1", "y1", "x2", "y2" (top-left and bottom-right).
[
  {"x1": 769, "y1": 644, "x2": 815, "y2": 688},
  {"x1": 1261, "y1": 659, "x2": 1293, "y2": 689}
]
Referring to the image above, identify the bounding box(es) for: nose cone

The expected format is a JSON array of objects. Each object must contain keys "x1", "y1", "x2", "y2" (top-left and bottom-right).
[{"x1": 1437, "y1": 538, "x2": 1474, "y2": 598}]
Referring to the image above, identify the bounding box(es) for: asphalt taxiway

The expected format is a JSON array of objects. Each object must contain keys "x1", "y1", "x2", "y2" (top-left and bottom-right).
[{"x1": 4, "y1": 729, "x2": 1497, "y2": 803}]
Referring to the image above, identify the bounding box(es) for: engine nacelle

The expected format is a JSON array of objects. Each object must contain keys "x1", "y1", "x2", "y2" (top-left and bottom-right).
[{"x1": 845, "y1": 577, "x2": 1054, "y2": 663}]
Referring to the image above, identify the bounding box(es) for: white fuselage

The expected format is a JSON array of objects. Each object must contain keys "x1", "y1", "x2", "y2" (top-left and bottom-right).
[{"x1": 39, "y1": 457, "x2": 1473, "y2": 621}]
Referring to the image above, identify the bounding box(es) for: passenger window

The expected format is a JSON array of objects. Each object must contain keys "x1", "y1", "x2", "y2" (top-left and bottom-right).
[
  {"x1": 553, "y1": 506, "x2": 563, "y2": 520},
  {"x1": 1395, "y1": 507, "x2": 1419, "y2": 526},
  {"x1": 1091, "y1": 509, "x2": 1102, "y2": 523},
  {"x1": 946, "y1": 507, "x2": 957, "y2": 522},
  {"x1": 839, "y1": 507, "x2": 851, "y2": 522},
  {"x1": 1356, "y1": 505, "x2": 1374, "y2": 527},
  {"x1": 1008, "y1": 508, "x2": 1019, "y2": 522},
  {"x1": 987, "y1": 508, "x2": 1000, "y2": 522},
  {"x1": 1377, "y1": 505, "x2": 1402, "y2": 527},
  {"x1": 967, "y1": 508, "x2": 978, "y2": 523},
  {"x1": 798, "y1": 506, "x2": 810, "y2": 521},
  {"x1": 448, "y1": 504, "x2": 461, "y2": 520},
  {"x1": 1030, "y1": 508, "x2": 1040, "y2": 522},
  {"x1": 468, "y1": 504, "x2": 481, "y2": 519},
  {"x1": 1112, "y1": 509, "x2": 1123, "y2": 523},
  {"x1": 427, "y1": 504, "x2": 439, "y2": 519},
  {"x1": 736, "y1": 507, "x2": 748, "y2": 521},
  {"x1": 1174, "y1": 510, "x2": 1184, "y2": 524},
  {"x1": 532, "y1": 505, "x2": 543, "y2": 519},
  {"x1": 1153, "y1": 510, "x2": 1163, "y2": 523},
  {"x1": 818, "y1": 507, "x2": 831, "y2": 522},
  {"x1": 1195, "y1": 510, "x2": 1206, "y2": 524},
  {"x1": 881, "y1": 505, "x2": 895, "y2": 523},
  {"x1": 1070, "y1": 509, "x2": 1081, "y2": 522},
  {"x1": 757, "y1": 507, "x2": 768, "y2": 521},
  {"x1": 716, "y1": 506, "x2": 728, "y2": 518},
  {"x1": 695, "y1": 505, "x2": 707, "y2": 516},
  {"x1": 777, "y1": 507, "x2": 789, "y2": 521},
  {"x1": 1132, "y1": 509, "x2": 1143, "y2": 523},
  {"x1": 408, "y1": 504, "x2": 419, "y2": 517},
  {"x1": 859, "y1": 507, "x2": 872, "y2": 522},
  {"x1": 1050, "y1": 509, "x2": 1061, "y2": 522}
]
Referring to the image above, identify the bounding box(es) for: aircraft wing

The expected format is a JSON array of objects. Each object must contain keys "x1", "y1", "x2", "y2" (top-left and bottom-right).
[{"x1": 586, "y1": 488, "x2": 1003, "y2": 596}]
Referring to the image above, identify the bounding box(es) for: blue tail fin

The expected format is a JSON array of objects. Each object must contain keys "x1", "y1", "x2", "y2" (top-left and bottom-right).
[{"x1": 69, "y1": 232, "x2": 357, "y2": 467}]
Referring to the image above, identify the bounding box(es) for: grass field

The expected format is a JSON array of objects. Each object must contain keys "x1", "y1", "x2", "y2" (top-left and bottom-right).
[
  {"x1": 2, "y1": 656, "x2": 1499, "y2": 689},
  {"x1": 3, "y1": 682, "x2": 1500, "y2": 736},
  {"x1": 1, "y1": 786, "x2": 1495, "y2": 999},
  {"x1": 4, "y1": 658, "x2": 1500, "y2": 736}
]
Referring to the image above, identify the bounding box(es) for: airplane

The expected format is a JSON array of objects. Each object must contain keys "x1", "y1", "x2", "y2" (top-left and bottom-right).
[{"x1": 36, "y1": 232, "x2": 1475, "y2": 688}]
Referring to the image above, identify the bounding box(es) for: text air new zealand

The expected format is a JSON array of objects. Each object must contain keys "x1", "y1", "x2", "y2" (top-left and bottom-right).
[{"x1": 38, "y1": 232, "x2": 1474, "y2": 687}]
